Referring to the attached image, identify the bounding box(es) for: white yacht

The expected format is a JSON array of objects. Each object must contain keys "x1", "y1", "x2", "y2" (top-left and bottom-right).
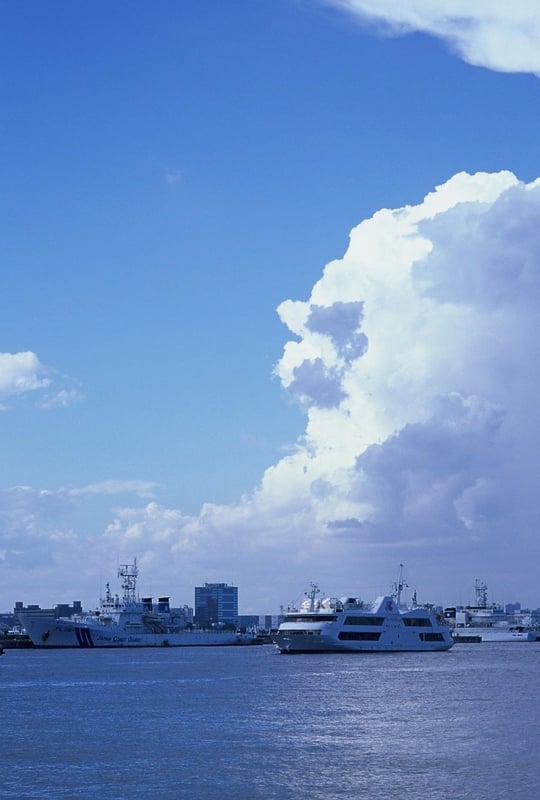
[
  {"x1": 18, "y1": 561, "x2": 254, "y2": 648},
  {"x1": 273, "y1": 568, "x2": 453, "y2": 653}
]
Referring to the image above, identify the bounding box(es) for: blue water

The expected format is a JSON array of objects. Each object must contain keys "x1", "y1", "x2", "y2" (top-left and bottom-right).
[{"x1": 2, "y1": 643, "x2": 540, "y2": 799}]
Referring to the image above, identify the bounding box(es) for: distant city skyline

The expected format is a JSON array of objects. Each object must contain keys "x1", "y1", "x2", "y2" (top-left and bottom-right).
[
  {"x1": 2, "y1": 2, "x2": 540, "y2": 613},
  {"x1": 8, "y1": 572, "x2": 540, "y2": 620}
]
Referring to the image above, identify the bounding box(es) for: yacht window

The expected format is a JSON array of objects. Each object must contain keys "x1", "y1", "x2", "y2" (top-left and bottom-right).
[
  {"x1": 338, "y1": 631, "x2": 381, "y2": 641},
  {"x1": 344, "y1": 616, "x2": 384, "y2": 626},
  {"x1": 403, "y1": 618, "x2": 432, "y2": 627}
]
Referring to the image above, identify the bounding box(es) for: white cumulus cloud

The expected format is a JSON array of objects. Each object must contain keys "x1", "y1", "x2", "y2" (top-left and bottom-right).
[
  {"x1": 0, "y1": 352, "x2": 50, "y2": 405},
  {"x1": 4, "y1": 171, "x2": 540, "y2": 611},
  {"x1": 322, "y1": 0, "x2": 540, "y2": 74},
  {"x1": 105, "y1": 168, "x2": 540, "y2": 609},
  {"x1": 269, "y1": 169, "x2": 540, "y2": 602},
  {"x1": 0, "y1": 351, "x2": 82, "y2": 410}
]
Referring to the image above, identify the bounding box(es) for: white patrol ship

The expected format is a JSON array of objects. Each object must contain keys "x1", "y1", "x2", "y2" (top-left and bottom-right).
[{"x1": 19, "y1": 561, "x2": 254, "y2": 648}]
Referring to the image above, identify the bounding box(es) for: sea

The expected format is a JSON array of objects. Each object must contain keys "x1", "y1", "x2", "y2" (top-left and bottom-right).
[{"x1": 2, "y1": 643, "x2": 539, "y2": 800}]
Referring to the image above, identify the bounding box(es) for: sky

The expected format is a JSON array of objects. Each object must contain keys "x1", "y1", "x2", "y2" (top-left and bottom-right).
[{"x1": 2, "y1": 0, "x2": 540, "y2": 614}]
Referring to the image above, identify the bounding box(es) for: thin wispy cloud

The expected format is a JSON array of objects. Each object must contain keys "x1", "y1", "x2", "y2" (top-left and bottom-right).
[
  {"x1": 165, "y1": 170, "x2": 183, "y2": 185},
  {"x1": 69, "y1": 480, "x2": 158, "y2": 499},
  {"x1": 39, "y1": 388, "x2": 84, "y2": 409}
]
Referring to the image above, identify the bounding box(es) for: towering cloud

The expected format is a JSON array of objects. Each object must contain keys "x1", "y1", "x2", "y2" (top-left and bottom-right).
[
  {"x1": 3, "y1": 171, "x2": 540, "y2": 608},
  {"x1": 100, "y1": 170, "x2": 540, "y2": 605},
  {"x1": 323, "y1": 1, "x2": 540, "y2": 74},
  {"x1": 268, "y1": 170, "x2": 540, "y2": 595}
]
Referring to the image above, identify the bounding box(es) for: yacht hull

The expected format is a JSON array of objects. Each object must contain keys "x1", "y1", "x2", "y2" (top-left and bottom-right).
[{"x1": 273, "y1": 636, "x2": 453, "y2": 653}]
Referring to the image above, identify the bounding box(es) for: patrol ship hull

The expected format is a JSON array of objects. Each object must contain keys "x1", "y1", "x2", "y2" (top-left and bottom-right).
[
  {"x1": 19, "y1": 616, "x2": 250, "y2": 648},
  {"x1": 452, "y1": 626, "x2": 536, "y2": 643}
]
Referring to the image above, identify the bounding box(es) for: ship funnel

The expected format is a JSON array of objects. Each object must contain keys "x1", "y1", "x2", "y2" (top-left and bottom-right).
[{"x1": 158, "y1": 597, "x2": 170, "y2": 613}]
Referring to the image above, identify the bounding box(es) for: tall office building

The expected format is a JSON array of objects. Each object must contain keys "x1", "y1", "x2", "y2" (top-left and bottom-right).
[{"x1": 194, "y1": 583, "x2": 238, "y2": 626}]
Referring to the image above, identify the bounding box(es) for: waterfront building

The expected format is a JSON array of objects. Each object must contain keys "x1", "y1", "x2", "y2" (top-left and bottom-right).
[
  {"x1": 194, "y1": 583, "x2": 238, "y2": 626},
  {"x1": 259, "y1": 614, "x2": 285, "y2": 630},
  {"x1": 14, "y1": 600, "x2": 82, "y2": 623},
  {"x1": 237, "y1": 614, "x2": 259, "y2": 630}
]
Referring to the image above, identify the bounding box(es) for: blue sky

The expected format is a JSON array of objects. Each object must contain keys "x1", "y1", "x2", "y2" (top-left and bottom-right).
[{"x1": 2, "y1": 1, "x2": 540, "y2": 613}]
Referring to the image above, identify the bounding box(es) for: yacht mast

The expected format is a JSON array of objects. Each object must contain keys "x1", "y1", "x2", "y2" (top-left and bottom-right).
[
  {"x1": 393, "y1": 563, "x2": 408, "y2": 607},
  {"x1": 306, "y1": 582, "x2": 320, "y2": 612}
]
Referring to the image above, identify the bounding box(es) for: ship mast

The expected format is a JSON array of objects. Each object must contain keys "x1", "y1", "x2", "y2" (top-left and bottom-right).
[
  {"x1": 474, "y1": 578, "x2": 488, "y2": 608},
  {"x1": 118, "y1": 559, "x2": 138, "y2": 603},
  {"x1": 393, "y1": 564, "x2": 408, "y2": 607},
  {"x1": 305, "y1": 582, "x2": 320, "y2": 612}
]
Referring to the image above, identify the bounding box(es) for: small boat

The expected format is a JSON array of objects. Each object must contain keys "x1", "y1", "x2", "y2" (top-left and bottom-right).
[
  {"x1": 273, "y1": 567, "x2": 453, "y2": 653},
  {"x1": 0, "y1": 627, "x2": 34, "y2": 649},
  {"x1": 18, "y1": 561, "x2": 255, "y2": 649}
]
